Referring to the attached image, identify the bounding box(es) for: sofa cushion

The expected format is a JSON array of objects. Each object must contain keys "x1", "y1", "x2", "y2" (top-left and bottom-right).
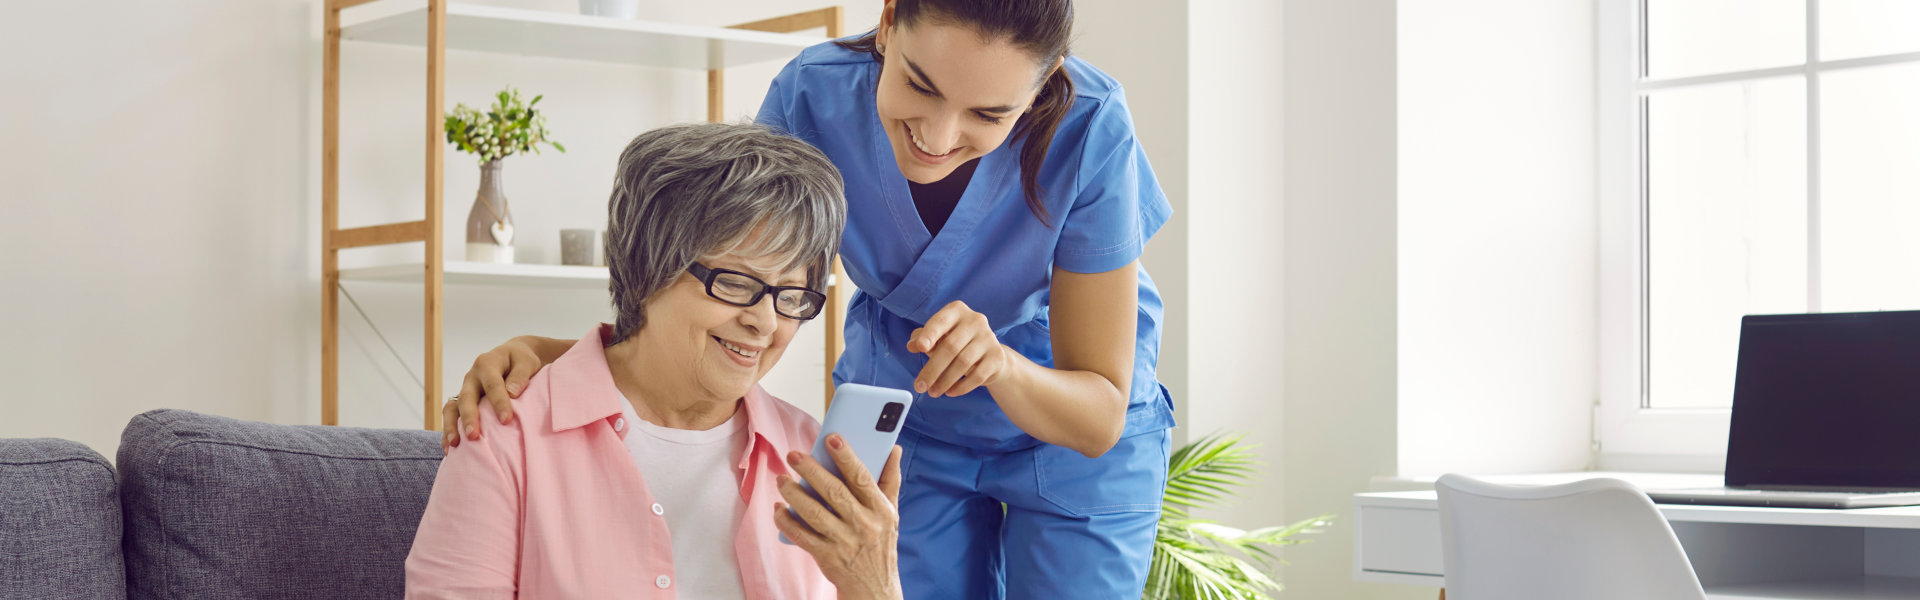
[
  {"x1": 117, "y1": 409, "x2": 442, "y2": 600},
  {"x1": 0, "y1": 438, "x2": 126, "y2": 600}
]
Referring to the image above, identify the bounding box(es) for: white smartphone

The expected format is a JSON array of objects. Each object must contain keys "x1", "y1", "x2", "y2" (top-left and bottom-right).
[{"x1": 779, "y1": 383, "x2": 913, "y2": 545}]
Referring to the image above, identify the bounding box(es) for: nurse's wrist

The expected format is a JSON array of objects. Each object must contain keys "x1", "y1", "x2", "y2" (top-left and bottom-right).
[
  {"x1": 834, "y1": 577, "x2": 903, "y2": 600},
  {"x1": 985, "y1": 343, "x2": 1032, "y2": 393}
]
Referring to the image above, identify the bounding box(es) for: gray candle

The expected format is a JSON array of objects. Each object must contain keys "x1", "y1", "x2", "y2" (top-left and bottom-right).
[{"x1": 560, "y1": 229, "x2": 604, "y2": 266}]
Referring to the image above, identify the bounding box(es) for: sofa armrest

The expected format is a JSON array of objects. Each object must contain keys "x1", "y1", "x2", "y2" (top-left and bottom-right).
[{"x1": 0, "y1": 437, "x2": 126, "y2": 600}]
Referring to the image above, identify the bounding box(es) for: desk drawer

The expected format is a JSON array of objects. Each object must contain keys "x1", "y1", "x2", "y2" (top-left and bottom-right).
[{"x1": 1355, "y1": 504, "x2": 1444, "y2": 584}]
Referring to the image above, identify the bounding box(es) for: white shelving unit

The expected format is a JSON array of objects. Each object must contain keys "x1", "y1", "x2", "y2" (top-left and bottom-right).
[
  {"x1": 341, "y1": 261, "x2": 610, "y2": 289},
  {"x1": 340, "y1": 2, "x2": 816, "y2": 69},
  {"x1": 321, "y1": 0, "x2": 846, "y2": 429}
]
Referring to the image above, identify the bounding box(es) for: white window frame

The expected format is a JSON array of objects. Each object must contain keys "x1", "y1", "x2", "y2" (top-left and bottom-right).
[{"x1": 1597, "y1": 0, "x2": 1920, "y2": 471}]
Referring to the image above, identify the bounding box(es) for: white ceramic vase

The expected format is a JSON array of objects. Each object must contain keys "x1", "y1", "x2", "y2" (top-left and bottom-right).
[{"x1": 465, "y1": 159, "x2": 515, "y2": 264}]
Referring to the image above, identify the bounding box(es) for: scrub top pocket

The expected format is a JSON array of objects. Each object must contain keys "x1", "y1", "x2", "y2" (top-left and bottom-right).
[{"x1": 1032, "y1": 429, "x2": 1169, "y2": 516}]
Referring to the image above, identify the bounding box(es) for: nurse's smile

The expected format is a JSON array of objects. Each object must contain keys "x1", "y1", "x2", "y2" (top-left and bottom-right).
[
  {"x1": 873, "y1": 20, "x2": 1046, "y2": 184},
  {"x1": 903, "y1": 122, "x2": 959, "y2": 165}
]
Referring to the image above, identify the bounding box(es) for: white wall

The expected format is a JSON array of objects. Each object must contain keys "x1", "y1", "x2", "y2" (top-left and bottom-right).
[
  {"x1": 2, "y1": 0, "x2": 319, "y2": 458},
  {"x1": 1278, "y1": 0, "x2": 1415, "y2": 598},
  {"x1": 0, "y1": 0, "x2": 876, "y2": 460},
  {"x1": 1184, "y1": 0, "x2": 1289, "y2": 570},
  {"x1": 1395, "y1": 0, "x2": 1597, "y2": 477},
  {"x1": 1074, "y1": 0, "x2": 1190, "y2": 440}
]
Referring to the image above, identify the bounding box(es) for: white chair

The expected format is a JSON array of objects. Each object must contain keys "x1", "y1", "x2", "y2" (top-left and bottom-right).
[{"x1": 1435, "y1": 474, "x2": 1707, "y2": 600}]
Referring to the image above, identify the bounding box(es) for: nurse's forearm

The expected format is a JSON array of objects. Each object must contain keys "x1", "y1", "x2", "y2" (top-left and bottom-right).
[
  {"x1": 986, "y1": 351, "x2": 1129, "y2": 458},
  {"x1": 513, "y1": 335, "x2": 573, "y2": 365}
]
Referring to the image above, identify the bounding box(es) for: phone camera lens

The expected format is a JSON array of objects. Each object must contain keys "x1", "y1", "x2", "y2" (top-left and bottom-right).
[{"x1": 875, "y1": 402, "x2": 905, "y2": 433}]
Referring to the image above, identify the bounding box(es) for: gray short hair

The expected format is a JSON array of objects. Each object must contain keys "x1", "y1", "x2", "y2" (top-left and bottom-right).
[{"x1": 604, "y1": 122, "x2": 846, "y2": 345}]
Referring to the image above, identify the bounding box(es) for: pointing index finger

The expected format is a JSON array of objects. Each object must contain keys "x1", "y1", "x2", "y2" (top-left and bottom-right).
[{"x1": 909, "y1": 303, "x2": 967, "y2": 353}]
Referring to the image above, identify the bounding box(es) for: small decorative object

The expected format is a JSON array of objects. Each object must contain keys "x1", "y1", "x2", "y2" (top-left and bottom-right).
[
  {"x1": 1144, "y1": 433, "x2": 1333, "y2": 600},
  {"x1": 560, "y1": 229, "x2": 604, "y2": 266},
  {"x1": 444, "y1": 87, "x2": 565, "y2": 264},
  {"x1": 578, "y1": 0, "x2": 639, "y2": 19}
]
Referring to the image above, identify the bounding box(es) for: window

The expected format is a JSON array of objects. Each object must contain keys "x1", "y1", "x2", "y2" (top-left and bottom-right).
[{"x1": 1599, "y1": 0, "x2": 1920, "y2": 467}]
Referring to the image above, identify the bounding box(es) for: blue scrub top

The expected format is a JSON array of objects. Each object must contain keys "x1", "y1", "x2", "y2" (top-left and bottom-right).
[{"x1": 758, "y1": 41, "x2": 1174, "y2": 452}]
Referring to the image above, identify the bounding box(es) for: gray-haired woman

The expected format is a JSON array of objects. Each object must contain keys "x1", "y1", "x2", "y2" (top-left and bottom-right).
[{"x1": 405, "y1": 122, "x2": 903, "y2": 600}]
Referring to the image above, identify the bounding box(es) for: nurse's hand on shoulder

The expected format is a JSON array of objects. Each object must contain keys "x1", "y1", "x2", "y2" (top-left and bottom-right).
[
  {"x1": 775, "y1": 434, "x2": 905, "y2": 600},
  {"x1": 440, "y1": 335, "x2": 554, "y2": 453},
  {"x1": 908, "y1": 301, "x2": 1012, "y2": 398}
]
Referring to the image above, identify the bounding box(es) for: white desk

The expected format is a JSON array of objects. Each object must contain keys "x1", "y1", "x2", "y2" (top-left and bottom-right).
[{"x1": 1354, "y1": 472, "x2": 1920, "y2": 599}]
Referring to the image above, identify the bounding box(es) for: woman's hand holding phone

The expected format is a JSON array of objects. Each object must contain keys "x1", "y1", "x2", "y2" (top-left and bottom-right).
[{"x1": 775, "y1": 434, "x2": 905, "y2": 600}]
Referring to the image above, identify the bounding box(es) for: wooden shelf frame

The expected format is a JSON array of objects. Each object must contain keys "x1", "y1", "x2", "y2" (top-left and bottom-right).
[{"x1": 322, "y1": 1, "x2": 847, "y2": 429}]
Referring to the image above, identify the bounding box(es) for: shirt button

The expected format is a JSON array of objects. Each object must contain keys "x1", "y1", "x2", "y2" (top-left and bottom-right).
[
  {"x1": 613, "y1": 418, "x2": 625, "y2": 432},
  {"x1": 655, "y1": 575, "x2": 671, "y2": 589},
  {"x1": 652, "y1": 503, "x2": 665, "y2": 516}
]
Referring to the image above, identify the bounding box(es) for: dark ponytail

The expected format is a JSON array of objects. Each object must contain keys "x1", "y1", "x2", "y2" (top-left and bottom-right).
[
  {"x1": 1011, "y1": 67, "x2": 1073, "y2": 227},
  {"x1": 836, "y1": 0, "x2": 1076, "y2": 227}
]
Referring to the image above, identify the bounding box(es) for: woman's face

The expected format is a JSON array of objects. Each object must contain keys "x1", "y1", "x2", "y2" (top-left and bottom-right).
[
  {"x1": 632, "y1": 250, "x2": 806, "y2": 404},
  {"x1": 873, "y1": 12, "x2": 1052, "y2": 184}
]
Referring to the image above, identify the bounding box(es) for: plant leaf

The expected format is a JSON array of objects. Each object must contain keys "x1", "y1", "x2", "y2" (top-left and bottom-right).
[{"x1": 1146, "y1": 433, "x2": 1338, "y2": 600}]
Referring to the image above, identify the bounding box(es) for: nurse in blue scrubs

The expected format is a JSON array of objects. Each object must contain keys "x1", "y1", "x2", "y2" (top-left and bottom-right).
[{"x1": 443, "y1": 1, "x2": 1173, "y2": 597}]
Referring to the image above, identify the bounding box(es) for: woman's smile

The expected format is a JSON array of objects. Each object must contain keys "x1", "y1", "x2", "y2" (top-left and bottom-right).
[
  {"x1": 903, "y1": 122, "x2": 959, "y2": 165},
  {"x1": 713, "y1": 335, "x2": 763, "y2": 368}
]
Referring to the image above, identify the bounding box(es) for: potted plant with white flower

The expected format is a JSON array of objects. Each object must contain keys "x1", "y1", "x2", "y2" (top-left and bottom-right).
[{"x1": 444, "y1": 87, "x2": 565, "y2": 264}]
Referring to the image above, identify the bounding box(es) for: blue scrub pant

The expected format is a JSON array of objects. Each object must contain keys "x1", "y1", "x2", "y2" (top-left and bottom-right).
[{"x1": 895, "y1": 427, "x2": 1169, "y2": 599}]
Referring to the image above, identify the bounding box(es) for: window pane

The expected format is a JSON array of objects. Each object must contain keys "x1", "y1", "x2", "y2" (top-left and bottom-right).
[
  {"x1": 1820, "y1": 63, "x2": 1920, "y2": 312},
  {"x1": 1647, "y1": 78, "x2": 1808, "y2": 409},
  {"x1": 1647, "y1": 0, "x2": 1804, "y2": 79},
  {"x1": 1820, "y1": 0, "x2": 1920, "y2": 61}
]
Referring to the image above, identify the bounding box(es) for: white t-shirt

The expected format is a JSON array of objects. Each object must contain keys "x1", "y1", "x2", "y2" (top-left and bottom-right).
[{"x1": 618, "y1": 397, "x2": 749, "y2": 600}]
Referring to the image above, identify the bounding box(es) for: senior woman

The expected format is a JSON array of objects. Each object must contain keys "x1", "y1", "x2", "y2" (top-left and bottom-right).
[{"x1": 405, "y1": 122, "x2": 903, "y2": 600}]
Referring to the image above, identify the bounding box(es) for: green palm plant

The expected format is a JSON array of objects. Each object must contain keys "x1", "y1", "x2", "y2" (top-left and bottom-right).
[{"x1": 1145, "y1": 433, "x2": 1334, "y2": 600}]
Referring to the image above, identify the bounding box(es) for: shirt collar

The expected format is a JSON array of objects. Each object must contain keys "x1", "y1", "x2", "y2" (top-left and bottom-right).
[{"x1": 547, "y1": 324, "x2": 782, "y2": 471}]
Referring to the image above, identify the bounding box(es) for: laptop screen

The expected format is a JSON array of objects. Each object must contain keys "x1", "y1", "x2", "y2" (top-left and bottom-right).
[{"x1": 1725, "y1": 310, "x2": 1920, "y2": 488}]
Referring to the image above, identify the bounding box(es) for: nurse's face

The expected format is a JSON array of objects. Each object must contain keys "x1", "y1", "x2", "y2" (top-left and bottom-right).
[
  {"x1": 632, "y1": 249, "x2": 805, "y2": 404},
  {"x1": 874, "y1": 13, "x2": 1054, "y2": 184}
]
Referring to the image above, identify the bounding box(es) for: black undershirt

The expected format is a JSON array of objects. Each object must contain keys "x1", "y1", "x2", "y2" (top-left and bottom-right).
[{"x1": 907, "y1": 158, "x2": 980, "y2": 237}]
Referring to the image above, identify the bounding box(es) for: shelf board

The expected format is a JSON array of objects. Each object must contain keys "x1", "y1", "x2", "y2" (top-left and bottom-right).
[
  {"x1": 341, "y1": 261, "x2": 609, "y2": 289},
  {"x1": 341, "y1": 0, "x2": 821, "y2": 69}
]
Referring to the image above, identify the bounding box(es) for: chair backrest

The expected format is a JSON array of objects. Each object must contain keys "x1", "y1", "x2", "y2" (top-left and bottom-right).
[{"x1": 1435, "y1": 474, "x2": 1707, "y2": 600}]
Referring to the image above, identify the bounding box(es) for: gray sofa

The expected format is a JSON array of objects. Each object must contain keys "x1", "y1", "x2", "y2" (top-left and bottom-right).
[{"x1": 1, "y1": 409, "x2": 443, "y2": 599}]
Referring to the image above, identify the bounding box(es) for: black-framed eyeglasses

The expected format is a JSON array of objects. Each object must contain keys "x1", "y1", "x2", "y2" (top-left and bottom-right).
[{"x1": 686, "y1": 262, "x2": 826, "y2": 321}]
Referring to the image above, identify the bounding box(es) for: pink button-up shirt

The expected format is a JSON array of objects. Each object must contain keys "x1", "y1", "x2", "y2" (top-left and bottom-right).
[{"x1": 405, "y1": 325, "x2": 833, "y2": 599}]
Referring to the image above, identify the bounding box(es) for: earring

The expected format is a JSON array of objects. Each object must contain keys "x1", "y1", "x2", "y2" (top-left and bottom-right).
[{"x1": 877, "y1": 43, "x2": 886, "y2": 53}]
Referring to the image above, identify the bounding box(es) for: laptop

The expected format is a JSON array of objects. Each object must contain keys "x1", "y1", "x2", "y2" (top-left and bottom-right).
[{"x1": 1645, "y1": 310, "x2": 1920, "y2": 509}]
